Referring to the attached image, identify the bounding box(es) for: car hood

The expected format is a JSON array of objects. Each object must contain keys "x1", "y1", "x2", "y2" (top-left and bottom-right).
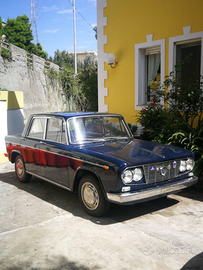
[{"x1": 81, "y1": 139, "x2": 193, "y2": 166}]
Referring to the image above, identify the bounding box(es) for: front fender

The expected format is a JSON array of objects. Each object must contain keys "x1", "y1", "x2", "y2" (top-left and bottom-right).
[{"x1": 71, "y1": 164, "x2": 119, "y2": 199}]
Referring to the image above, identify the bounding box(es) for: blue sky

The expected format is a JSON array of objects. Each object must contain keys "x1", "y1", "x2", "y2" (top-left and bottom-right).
[{"x1": 0, "y1": 0, "x2": 97, "y2": 58}]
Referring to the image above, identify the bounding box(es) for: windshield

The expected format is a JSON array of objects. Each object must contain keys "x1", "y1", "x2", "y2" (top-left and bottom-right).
[{"x1": 67, "y1": 116, "x2": 132, "y2": 144}]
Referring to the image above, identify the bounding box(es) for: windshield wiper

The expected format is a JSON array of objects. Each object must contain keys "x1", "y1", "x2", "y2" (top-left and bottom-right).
[
  {"x1": 74, "y1": 138, "x2": 105, "y2": 143},
  {"x1": 104, "y1": 136, "x2": 130, "y2": 141}
]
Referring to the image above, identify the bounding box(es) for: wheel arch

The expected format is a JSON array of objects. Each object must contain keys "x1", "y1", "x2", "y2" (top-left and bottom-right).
[
  {"x1": 11, "y1": 151, "x2": 22, "y2": 163},
  {"x1": 73, "y1": 168, "x2": 106, "y2": 196}
]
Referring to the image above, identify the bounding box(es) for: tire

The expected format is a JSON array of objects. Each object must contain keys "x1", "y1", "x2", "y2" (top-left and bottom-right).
[
  {"x1": 15, "y1": 155, "x2": 32, "y2": 183},
  {"x1": 78, "y1": 175, "x2": 110, "y2": 217}
]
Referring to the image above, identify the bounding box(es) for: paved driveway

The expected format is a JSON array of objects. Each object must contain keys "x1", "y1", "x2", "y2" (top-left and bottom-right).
[{"x1": 0, "y1": 163, "x2": 203, "y2": 270}]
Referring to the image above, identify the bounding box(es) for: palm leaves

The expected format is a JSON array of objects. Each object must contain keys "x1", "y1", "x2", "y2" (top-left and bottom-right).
[{"x1": 168, "y1": 127, "x2": 203, "y2": 175}]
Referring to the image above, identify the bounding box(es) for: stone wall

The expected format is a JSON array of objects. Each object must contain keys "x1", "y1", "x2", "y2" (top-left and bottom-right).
[{"x1": 0, "y1": 43, "x2": 66, "y2": 122}]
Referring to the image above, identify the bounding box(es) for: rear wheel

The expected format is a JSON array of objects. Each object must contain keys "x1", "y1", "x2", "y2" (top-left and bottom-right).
[
  {"x1": 78, "y1": 175, "x2": 110, "y2": 217},
  {"x1": 15, "y1": 155, "x2": 32, "y2": 183}
]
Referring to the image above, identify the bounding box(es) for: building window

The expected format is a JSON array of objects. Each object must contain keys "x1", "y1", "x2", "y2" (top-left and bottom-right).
[
  {"x1": 145, "y1": 48, "x2": 161, "y2": 102},
  {"x1": 169, "y1": 27, "x2": 203, "y2": 85},
  {"x1": 135, "y1": 36, "x2": 165, "y2": 110},
  {"x1": 176, "y1": 39, "x2": 201, "y2": 84}
]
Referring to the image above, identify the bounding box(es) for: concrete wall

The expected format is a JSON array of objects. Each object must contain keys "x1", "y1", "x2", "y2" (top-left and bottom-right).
[{"x1": 0, "y1": 43, "x2": 65, "y2": 122}]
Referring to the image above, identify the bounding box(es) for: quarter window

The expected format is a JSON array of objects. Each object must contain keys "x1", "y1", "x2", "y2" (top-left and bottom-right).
[{"x1": 27, "y1": 118, "x2": 46, "y2": 139}]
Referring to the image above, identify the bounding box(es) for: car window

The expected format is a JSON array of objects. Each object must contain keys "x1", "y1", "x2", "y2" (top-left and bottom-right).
[
  {"x1": 68, "y1": 116, "x2": 131, "y2": 143},
  {"x1": 46, "y1": 117, "x2": 66, "y2": 144},
  {"x1": 103, "y1": 117, "x2": 129, "y2": 136},
  {"x1": 27, "y1": 118, "x2": 46, "y2": 139}
]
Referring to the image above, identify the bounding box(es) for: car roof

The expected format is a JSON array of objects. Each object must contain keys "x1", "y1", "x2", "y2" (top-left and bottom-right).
[{"x1": 31, "y1": 111, "x2": 123, "y2": 120}]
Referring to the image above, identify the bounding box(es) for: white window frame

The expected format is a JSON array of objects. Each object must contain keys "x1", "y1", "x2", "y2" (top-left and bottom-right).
[
  {"x1": 169, "y1": 26, "x2": 203, "y2": 76},
  {"x1": 135, "y1": 34, "x2": 165, "y2": 110}
]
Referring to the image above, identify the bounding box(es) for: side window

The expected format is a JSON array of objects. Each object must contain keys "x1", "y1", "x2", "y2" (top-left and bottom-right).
[
  {"x1": 46, "y1": 117, "x2": 66, "y2": 144},
  {"x1": 27, "y1": 118, "x2": 46, "y2": 139}
]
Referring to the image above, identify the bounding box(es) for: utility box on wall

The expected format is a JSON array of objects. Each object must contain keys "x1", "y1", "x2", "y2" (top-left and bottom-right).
[{"x1": 0, "y1": 91, "x2": 24, "y2": 163}]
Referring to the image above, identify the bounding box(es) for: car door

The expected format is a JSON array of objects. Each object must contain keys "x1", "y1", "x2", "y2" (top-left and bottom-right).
[
  {"x1": 21, "y1": 116, "x2": 46, "y2": 175},
  {"x1": 39, "y1": 116, "x2": 70, "y2": 188}
]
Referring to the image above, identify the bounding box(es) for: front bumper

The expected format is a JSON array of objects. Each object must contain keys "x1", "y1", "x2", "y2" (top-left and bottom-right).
[{"x1": 106, "y1": 175, "x2": 198, "y2": 204}]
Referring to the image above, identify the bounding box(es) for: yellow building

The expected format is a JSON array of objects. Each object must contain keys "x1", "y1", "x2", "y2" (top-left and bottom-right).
[{"x1": 97, "y1": 0, "x2": 203, "y2": 126}]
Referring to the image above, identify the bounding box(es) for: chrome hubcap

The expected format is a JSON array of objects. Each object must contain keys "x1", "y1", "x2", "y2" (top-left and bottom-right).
[
  {"x1": 16, "y1": 159, "x2": 24, "y2": 178},
  {"x1": 81, "y1": 182, "x2": 99, "y2": 210}
]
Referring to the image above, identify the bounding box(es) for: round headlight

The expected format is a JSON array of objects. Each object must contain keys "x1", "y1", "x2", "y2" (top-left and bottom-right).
[
  {"x1": 179, "y1": 160, "x2": 187, "y2": 172},
  {"x1": 133, "y1": 168, "x2": 143, "y2": 181},
  {"x1": 121, "y1": 170, "x2": 133, "y2": 184},
  {"x1": 187, "y1": 159, "x2": 195, "y2": 171}
]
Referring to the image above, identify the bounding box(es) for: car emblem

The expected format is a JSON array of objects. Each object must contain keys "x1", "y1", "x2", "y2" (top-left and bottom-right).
[
  {"x1": 173, "y1": 161, "x2": 177, "y2": 168},
  {"x1": 160, "y1": 166, "x2": 167, "y2": 176}
]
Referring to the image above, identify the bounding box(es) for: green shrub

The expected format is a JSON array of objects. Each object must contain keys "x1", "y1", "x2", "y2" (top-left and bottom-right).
[
  {"x1": 168, "y1": 124, "x2": 203, "y2": 179},
  {"x1": 1, "y1": 47, "x2": 12, "y2": 60},
  {"x1": 128, "y1": 123, "x2": 138, "y2": 134},
  {"x1": 138, "y1": 55, "x2": 203, "y2": 186}
]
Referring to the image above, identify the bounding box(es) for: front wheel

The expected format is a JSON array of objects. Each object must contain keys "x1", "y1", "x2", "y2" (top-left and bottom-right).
[
  {"x1": 78, "y1": 175, "x2": 110, "y2": 217},
  {"x1": 15, "y1": 155, "x2": 32, "y2": 183}
]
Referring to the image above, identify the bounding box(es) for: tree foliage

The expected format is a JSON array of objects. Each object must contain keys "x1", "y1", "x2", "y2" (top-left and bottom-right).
[
  {"x1": 2, "y1": 15, "x2": 47, "y2": 59},
  {"x1": 79, "y1": 66, "x2": 98, "y2": 111},
  {"x1": 32, "y1": 42, "x2": 47, "y2": 59},
  {"x1": 0, "y1": 17, "x2": 3, "y2": 37},
  {"x1": 52, "y1": 50, "x2": 75, "y2": 69},
  {"x1": 4, "y1": 15, "x2": 33, "y2": 51},
  {"x1": 49, "y1": 49, "x2": 98, "y2": 111}
]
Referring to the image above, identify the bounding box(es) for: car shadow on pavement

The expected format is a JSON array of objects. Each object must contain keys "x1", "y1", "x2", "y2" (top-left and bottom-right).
[
  {"x1": 176, "y1": 186, "x2": 203, "y2": 203},
  {"x1": 0, "y1": 255, "x2": 100, "y2": 270},
  {"x1": 106, "y1": 196, "x2": 178, "y2": 222},
  {"x1": 1, "y1": 171, "x2": 180, "y2": 225}
]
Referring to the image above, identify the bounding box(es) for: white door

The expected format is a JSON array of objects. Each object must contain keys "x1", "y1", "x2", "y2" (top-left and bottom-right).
[{"x1": 0, "y1": 101, "x2": 7, "y2": 154}]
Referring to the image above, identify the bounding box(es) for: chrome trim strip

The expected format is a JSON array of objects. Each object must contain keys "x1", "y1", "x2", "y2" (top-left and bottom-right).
[
  {"x1": 106, "y1": 176, "x2": 198, "y2": 204},
  {"x1": 27, "y1": 171, "x2": 71, "y2": 191}
]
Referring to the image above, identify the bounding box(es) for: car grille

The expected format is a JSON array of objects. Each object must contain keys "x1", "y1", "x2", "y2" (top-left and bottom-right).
[{"x1": 143, "y1": 160, "x2": 181, "y2": 184}]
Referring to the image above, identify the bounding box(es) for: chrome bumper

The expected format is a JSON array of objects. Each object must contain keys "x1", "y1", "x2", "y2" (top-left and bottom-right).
[{"x1": 106, "y1": 176, "x2": 198, "y2": 204}]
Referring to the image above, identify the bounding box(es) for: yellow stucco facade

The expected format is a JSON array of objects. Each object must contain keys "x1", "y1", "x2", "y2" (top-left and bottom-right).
[
  {"x1": 0, "y1": 91, "x2": 23, "y2": 110},
  {"x1": 97, "y1": 0, "x2": 203, "y2": 124}
]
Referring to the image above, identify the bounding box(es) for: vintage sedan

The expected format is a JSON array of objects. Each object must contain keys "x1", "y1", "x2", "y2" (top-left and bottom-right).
[{"x1": 5, "y1": 112, "x2": 198, "y2": 216}]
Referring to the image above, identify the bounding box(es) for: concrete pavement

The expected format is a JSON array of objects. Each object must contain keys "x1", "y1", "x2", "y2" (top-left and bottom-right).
[{"x1": 0, "y1": 162, "x2": 203, "y2": 270}]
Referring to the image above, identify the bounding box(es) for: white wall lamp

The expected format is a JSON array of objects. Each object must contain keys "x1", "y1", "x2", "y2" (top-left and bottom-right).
[{"x1": 104, "y1": 53, "x2": 117, "y2": 68}]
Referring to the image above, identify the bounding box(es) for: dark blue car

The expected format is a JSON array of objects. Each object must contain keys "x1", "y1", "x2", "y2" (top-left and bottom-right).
[{"x1": 5, "y1": 112, "x2": 198, "y2": 216}]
